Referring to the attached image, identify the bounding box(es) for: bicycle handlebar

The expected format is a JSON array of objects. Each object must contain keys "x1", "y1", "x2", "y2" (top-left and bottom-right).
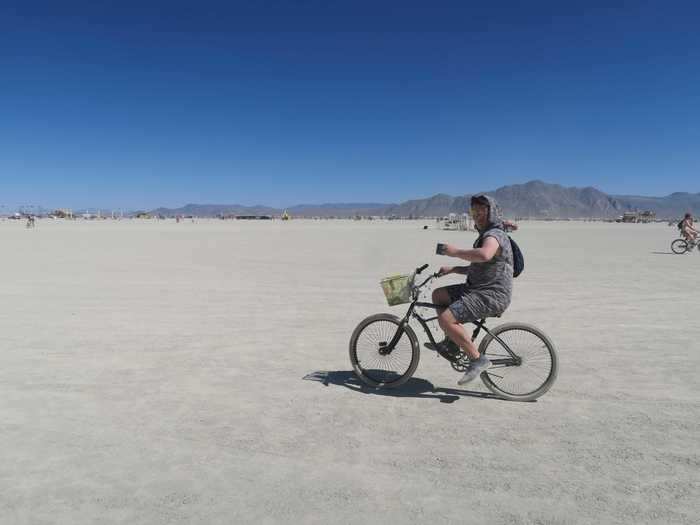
[
  {"x1": 412, "y1": 265, "x2": 444, "y2": 294},
  {"x1": 416, "y1": 263, "x2": 429, "y2": 274}
]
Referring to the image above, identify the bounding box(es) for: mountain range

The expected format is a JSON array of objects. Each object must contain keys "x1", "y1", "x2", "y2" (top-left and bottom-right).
[
  {"x1": 147, "y1": 181, "x2": 700, "y2": 219},
  {"x1": 148, "y1": 202, "x2": 388, "y2": 218}
]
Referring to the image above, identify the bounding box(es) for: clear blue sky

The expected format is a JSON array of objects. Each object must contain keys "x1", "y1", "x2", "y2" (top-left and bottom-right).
[{"x1": 1, "y1": 1, "x2": 699, "y2": 210}]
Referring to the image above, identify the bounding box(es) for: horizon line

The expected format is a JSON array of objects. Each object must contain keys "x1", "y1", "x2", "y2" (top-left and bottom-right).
[{"x1": 4, "y1": 179, "x2": 700, "y2": 212}]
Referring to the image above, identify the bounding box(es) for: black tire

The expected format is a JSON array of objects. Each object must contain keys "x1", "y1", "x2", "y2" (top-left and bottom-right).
[
  {"x1": 671, "y1": 239, "x2": 689, "y2": 254},
  {"x1": 349, "y1": 313, "x2": 420, "y2": 388},
  {"x1": 478, "y1": 322, "x2": 558, "y2": 402}
]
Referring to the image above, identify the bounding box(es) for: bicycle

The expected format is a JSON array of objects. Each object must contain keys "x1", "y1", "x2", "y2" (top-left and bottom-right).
[
  {"x1": 671, "y1": 237, "x2": 699, "y2": 254},
  {"x1": 349, "y1": 264, "x2": 558, "y2": 401}
]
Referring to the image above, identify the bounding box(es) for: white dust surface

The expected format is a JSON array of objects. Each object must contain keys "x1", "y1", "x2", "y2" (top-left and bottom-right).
[{"x1": 1, "y1": 219, "x2": 698, "y2": 524}]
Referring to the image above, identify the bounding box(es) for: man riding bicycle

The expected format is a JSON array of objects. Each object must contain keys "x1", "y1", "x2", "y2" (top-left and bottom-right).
[
  {"x1": 429, "y1": 194, "x2": 514, "y2": 385},
  {"x1": 681, "y1": 213, "x2": 698, "y2": 243}
]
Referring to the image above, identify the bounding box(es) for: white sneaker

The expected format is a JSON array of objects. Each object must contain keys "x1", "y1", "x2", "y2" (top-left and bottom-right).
[{"x1": 457, "y1": 355, "x2": 492, "y2": 385}]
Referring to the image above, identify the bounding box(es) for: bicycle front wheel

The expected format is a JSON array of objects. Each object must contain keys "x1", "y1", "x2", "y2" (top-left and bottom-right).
[
  {"x1": 478, "y1": 322, "x2": 558, "y2": 401},
  {"x1": 349, "y1": 313, "x2": 419, "y2": 388},
  {"x1": 671, "y1": 239, "x2": 689, "y2": 254}
]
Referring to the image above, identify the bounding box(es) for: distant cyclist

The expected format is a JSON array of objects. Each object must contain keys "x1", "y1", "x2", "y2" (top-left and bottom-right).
[{"x1": 680, "y1": 213, "x2": 698, "y2": 243}]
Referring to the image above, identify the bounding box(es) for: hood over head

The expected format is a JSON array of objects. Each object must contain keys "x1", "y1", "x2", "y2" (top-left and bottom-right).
[{"x1": 471, "y1": 194, "x2": 504, "y2": 233}]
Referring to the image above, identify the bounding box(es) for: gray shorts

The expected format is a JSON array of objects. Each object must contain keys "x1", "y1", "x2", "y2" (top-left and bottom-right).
[{"x1": 443, "y1": 284, "x2": 507, "y2": 324}]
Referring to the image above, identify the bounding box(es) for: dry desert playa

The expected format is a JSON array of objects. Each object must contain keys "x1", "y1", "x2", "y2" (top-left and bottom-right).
[{"x1": 1, "y1": 218, "x2": 698, "y2": 524}]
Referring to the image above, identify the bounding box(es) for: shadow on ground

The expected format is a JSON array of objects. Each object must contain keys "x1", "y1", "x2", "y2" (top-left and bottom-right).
[
  {"x1": 650, "y1": 251, "x2": 677, "y2": 255},
  {"x1": 303, "y1": 370, "x2": 506, "y2": 404}
]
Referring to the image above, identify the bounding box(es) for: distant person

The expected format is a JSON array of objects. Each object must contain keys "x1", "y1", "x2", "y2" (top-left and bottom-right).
[
  {"x1": 680, "y1": 213, "x2": 698, "y2": 243},
  {"x1": 429, "y1": 194, "x2": 514, "y2": 385},
  {"x1": 503, "y1": 219, "x2": 518, "y2": 232}
]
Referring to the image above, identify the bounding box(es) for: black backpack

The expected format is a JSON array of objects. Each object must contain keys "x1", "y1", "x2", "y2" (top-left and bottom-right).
[
  {"x1": 475, "y1": 229, "x2": 525, "y2": 278},
  {"x1": 678, "y1": 220, "x2": 684, "y2": 230},
  {"x1": 510, "y1": 237, "x2": 524, "y2": 278}
]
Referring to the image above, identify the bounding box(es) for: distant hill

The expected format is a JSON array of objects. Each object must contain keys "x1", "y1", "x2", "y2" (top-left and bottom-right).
[
  {"x1": 150, "y1": 202, "x2": 389, "y2": 218},
  {"x1": 288, "y1": 203, "x2": 388, "y2": 217},
  {"x1": 491, "y1": 181, "x2": 623, "y2": 218},
  {"x1": 149, "y1": 203, "x2": 279, "y2": 217},
  {"x1": 609, "y1": 192, "x2": 700, "y2": 218},
  {"x1": 146, "y1": 181, "x2": 700, "y2": 219},
  {"x1": 383, "y1": 181, "x2": 700, "y2": 219},
  {"x1": 383, "y1": 181, "x2": 627, "y2": 218}
]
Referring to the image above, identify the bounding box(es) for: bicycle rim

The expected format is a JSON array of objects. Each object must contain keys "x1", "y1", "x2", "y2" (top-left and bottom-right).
[
  {"x1": 480, "y1": 323, "x2": 557, "y2": 401},
  {"x1": 671, "y1": 239, "x2": 688, "y2": 254},
  {"x1": 350, "y1": 315, "x2": 418, "y2": 387}
]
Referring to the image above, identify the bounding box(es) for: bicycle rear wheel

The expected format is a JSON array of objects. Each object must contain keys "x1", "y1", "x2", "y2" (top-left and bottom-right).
[
  {"x1": 671, "y1": 239, "x2": 689, "y2": 254},
  {"x1": 478, "y1": 322, "x2": 558, "y2": 401},
  {"x1": 349, "y1": 313, "x2": 419, "y2": 388}
]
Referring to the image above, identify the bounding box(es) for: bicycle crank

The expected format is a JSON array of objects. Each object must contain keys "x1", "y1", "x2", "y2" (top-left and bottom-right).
[{"x1": 450, "y1": 353, "x2": 471, "y2": 372}]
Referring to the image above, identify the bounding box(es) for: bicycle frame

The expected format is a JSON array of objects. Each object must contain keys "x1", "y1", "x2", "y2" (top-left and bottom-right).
[{"x1": 381, "y1": 272, "x2": 521, "y2": 367}]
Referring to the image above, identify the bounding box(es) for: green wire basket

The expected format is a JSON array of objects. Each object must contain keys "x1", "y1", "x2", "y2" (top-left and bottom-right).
[{"x1": 380, "y1": 273, "x2": 414, "y2": 306}]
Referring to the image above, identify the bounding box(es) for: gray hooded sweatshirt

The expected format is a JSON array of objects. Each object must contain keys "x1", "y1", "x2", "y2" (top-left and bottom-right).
[{"x1": 464, "y1": 194, "x2": 514, "y2": 315}]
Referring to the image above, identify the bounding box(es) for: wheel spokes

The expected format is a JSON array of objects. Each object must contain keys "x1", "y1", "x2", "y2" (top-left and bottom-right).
[
  {"x1": 354, "y1": 319, "x2": 415, "y2": 384},
  {"x1": 482, "y1": 328, "x2": 554, "y2": 397}
]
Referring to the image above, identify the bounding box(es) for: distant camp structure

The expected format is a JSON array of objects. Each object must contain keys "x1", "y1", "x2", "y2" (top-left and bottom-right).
[
  {"x1": 52, "y1": 209, "x2": 73, "y2": 219},
  {"x1": 616, "y1": 210, "x2": 656, "y2": 223},
  {"x1": 437, "y1": 213, "x2": 517, "y2": 232},
  {"x1": 439, "y1": 213, "x2": 474, "y2": 231},
  {"x1": 81, "y1": 210, "x2": 102, "y2": 220},
  {"x1": 217, "y1": 213, "x2": 273, "y2": 220},
  {"x1": 281, "y1": 210, "x2": 290, "y2": 221},
  {"x1": 639, "y1": 211, "x2": 656, "y2": 223}
]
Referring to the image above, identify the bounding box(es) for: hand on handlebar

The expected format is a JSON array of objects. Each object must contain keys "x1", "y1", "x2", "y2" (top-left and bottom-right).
[{"x1": 436, "y1": 266, "x2": 454, "y2": 277}]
